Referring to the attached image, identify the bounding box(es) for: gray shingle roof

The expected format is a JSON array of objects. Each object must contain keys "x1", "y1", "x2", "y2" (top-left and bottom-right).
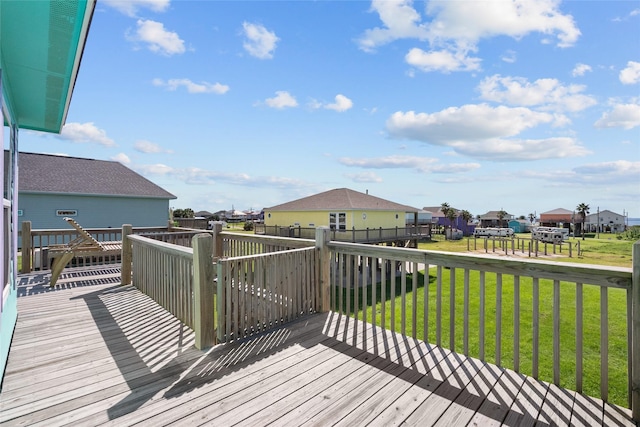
[
  {"x1": 267, "y1": 188, "x2": 418, "y2": 212},
  {"x1": 5, "y1": 151, "x2": 175, "y2": 199}
]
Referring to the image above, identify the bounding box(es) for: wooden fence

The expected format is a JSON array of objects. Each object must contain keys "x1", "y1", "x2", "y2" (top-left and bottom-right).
[
  {"x1": 19, "y1": 221, "x2": 172, "y2": 273},
  {"x1": 119, "y1": 224, "x2": 638, "y2": 422},
  {"x1": 255, "y1": 223, "x2": 431, "y2": 244},
  {"x1": 121, "y1": 226, "x2": 321, "y2": 350},
  {"x1": 216, "y1": 246, "x2": 319, "y2": 343},
  {"x1": 321, "y1": 227, "x2": 638, "y2": 418}
]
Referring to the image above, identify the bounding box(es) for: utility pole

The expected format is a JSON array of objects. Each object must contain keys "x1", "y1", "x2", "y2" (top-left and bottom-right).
[{"x1": 597, "y1": 206, "x2": 600, "y2": 239}]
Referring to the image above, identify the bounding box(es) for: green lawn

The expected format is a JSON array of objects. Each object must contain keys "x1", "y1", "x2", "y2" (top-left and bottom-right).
[
  {"x1": 333, "y1": 236, "x2": 636, "y2": 407},
  {"x1": 420, "y1": 233, "x2": 635, "y2": 268}
]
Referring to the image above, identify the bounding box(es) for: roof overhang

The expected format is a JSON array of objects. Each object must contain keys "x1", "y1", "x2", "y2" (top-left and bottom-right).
[{"x1": 1, "y1": 0, "x2": 95, "y2": 132}]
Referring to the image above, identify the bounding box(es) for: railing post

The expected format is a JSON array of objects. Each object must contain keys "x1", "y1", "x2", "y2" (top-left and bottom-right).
[
  {"x1": 121, "y1": 224, "x2": 132, "y2": 285},
  {"x1": 632, "y1": 240, "x2": 640, "y2": 423},
  {"x1": 193, "y1": 233, "x2": 215, "y2": 349},
  {"x1": 316, "y1": 227, "x2": 331, "y2": 312},
  {"x1": 21, "y1": 221, "x2": 31, "y2": 273},
  {"x1": 211, "y1": 221, "x2": 224, "y2": 260}
]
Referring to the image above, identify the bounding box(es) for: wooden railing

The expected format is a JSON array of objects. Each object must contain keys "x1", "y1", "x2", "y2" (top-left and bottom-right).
[
  {"x1": 119, "y1": 224, "x2": 638, "y2": 421},
  {"x1": 321, "y1": 228, "x2": 638, "y2": 418},
  {"x1": 221, "y1": 232, "x2": 314, "y2": 257},
  {"x1": 18, "y1": 221, "x2": 205, "y2": 273},
  {"x1": 216, "y1": 246, "x2": 319, "y2": 343},
  {"x1": 255, "y1": 224, "x2": 431, "y2": 244},
  {"x1": 121, "y1": 224, "x2": 321, "y2": 350}
]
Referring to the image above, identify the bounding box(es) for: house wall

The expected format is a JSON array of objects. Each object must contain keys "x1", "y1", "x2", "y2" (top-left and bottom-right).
[
  {"x1": 265, "y1": 209, "x2": 406, "y2": 229},
  {"x1": 584, "y1": 210, "x2": 625, "y2": 232},
  {"x1": 19, "y1": 193, "x2": 171, "y2": 230}
]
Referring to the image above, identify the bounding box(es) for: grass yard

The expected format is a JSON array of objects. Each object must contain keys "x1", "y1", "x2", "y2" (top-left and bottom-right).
[
  {"x1": 420, "y1": 233, "x2": 635, "y2": 268},
  {"x1": 333, "y1": 237, "x2": 636, "y2": 407}
]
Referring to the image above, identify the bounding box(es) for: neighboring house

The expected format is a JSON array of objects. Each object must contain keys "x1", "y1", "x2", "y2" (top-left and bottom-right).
[
  {"x1": 225, "y1": 209, "x2": 247, "y2": 222},
  {"x1": 422, "y1": 206, "x2": 475, "y2": 236},
  {"x1": 5, "y1": 151, "x2": 176, "y2": 231},
  {"x1": 264, "y1": 188, "x2": 418, "y2": 231},
  {"x1": 539, "y1": 208, "x2": 573, "y2": 228},
  {"x1": 195, "y1": 210, "x2": 213, "y2": 219},
  {"x1": 478, "y1": 210, "x2": 514, "y2": 228},
  {"x1": 584, "y1": 209, "x2": 626, "y2": 233},
  {"x1": 1, "y1": 0, "x2": 96, "y2": 387}
]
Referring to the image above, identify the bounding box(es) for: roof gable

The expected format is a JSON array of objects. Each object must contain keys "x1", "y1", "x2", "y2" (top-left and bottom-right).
[
  {"x1": 6, "y1": 151, "x2": 175, "y2": 199},
  {"x1": 267, "y1": 188, "x2": 417, "y2": 212},
  {"x1": 541, "y1": 208, "x2": 573, "y2": 215}
]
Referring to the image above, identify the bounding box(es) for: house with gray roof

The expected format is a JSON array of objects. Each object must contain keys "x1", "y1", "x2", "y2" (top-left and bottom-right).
[
  {"x1": 4, "y1": 151, "x2": 176, "y2": 230},
  {"x1": 264, "y1": 188, "x2": 418, "y2": 232}
]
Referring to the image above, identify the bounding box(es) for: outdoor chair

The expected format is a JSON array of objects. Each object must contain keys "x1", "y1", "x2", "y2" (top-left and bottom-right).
[{"x1": 48, "y1": 217, "x2": 121, "y2": 287}]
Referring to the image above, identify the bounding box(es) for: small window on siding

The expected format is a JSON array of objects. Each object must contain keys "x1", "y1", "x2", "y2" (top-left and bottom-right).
[{"x1": 56, "y1": 210, "x2": 77, "y2": 216}]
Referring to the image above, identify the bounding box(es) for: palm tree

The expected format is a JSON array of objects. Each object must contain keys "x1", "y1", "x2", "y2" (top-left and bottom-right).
[
  {"x1": 460, "y1": 210, "x2": 473, "y2": 235},
  {"x1": 576, "y1": 203, "x2": 590, "y2": 240},
  {"x1": 497, "y1": 209, "x2": 508, "y2": 228},
  {"x1": 441, "y1": 202, "x2": 456, "y2": 239},
  {"x1": 528, "y1": 212, "x2": 535, "y2": 225}
]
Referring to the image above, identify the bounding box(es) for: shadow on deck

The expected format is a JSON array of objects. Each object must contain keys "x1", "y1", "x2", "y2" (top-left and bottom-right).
[{"x1": 0, "y1": 266, "x2": 635, "y2": 426}]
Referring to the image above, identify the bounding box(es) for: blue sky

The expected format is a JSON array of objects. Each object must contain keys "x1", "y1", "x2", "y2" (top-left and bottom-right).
[{"x1": 17, "y1": 0, "x2": 640, "y2": 218}]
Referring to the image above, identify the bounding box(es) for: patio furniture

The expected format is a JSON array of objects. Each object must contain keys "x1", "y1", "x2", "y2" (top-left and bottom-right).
[{"x1": 48, "y1": 217, "x2": 122, "y2": 287}]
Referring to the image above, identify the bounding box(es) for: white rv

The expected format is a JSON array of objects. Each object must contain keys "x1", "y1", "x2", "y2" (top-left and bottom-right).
[
  {"x1": 532, "y1": 227, "x2": 567, "y2": 243},
  {"x1": 473, "y1": 227, "x2": 514, "y2": 237}
]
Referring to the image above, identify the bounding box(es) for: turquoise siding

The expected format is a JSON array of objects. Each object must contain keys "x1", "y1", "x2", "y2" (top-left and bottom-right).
[
  {"x1": 19, "y1": 194, "x2": 170, "y2": 230},
  {"x1": 0, "y1": 289, "x2": 17, "y2": 384}
]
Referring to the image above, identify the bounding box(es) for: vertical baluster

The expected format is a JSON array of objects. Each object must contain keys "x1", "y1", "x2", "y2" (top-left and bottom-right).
[
  {"x1": 576, "y1": 282, "x2": 583, "y2": 393},
  {"x1": 479, "y1": 270, "x2": 485, "y2": 361},
  {"x1": 450, "y1": 266, "x2": 456, "y2": 351},
  {"x1": 463, "y1": 269, "x2": 470, "y2": 356},
  {"x1": 514, "y1": 275, "x2": 520, "y2": 373},
  {"x1": 601, "y1": 286, "x2": 609, "y2": 401},
  {"x1": 496, "y1": 273, "x2": 503, "y2": 366}
]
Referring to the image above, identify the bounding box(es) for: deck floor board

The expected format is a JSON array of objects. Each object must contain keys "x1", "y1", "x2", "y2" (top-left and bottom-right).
[{"x1": 0, "y1": 266, "x2": 635, "y2": 426}]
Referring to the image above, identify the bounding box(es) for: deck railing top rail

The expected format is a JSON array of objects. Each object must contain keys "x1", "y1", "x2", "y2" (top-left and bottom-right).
[{"x1": 328, "y1": 240, "x2": 632, "y2": 289}]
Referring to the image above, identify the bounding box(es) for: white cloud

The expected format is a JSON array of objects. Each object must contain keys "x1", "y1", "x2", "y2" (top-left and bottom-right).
[
  {"x1": 134, "y1": 163, "x2": 308, "y2": 189},
  {"x1": 594, "y1": 103, "x2": 640, "y2": 130},
  {"x1": 477, "y1": 75, "x2": 597, "y2": 112},
  {"x1": 423, "y1": 0, "x2": 581, "y2": 48},
  {"x1": 130, "y1": 19, "x2": 185, "y2": 56},
  {"x1": 313, "y1": 94, "x2": 354, "y2": 112},
  {"x1": 134, "y1": 140, "x2": 173, "y2": 154},
  {"x1": 340, "y1": 155, "x2": 438, "y2": 170},
  {"x1": 242, "y1": 22, "x2": 279, "y2": 59},
  {"x1": 102, "y1": 0, "x2": 170, "y2": 17},
  {"x1": 405, "y1": 48, "x2": 481, "y2": 73},
  {"x1": 619, "y1": 61, "x2": 640, "y2": 84},
  {"x1": 358, "y1": 0, "x2": 580, "y2": 74},
  {"x1": 345, "y1": 171, "x2": 383, "y2": 183},
  {"x1": 339, "y1": 155, "x2": 480, "y2": 174},
  {"x1": 501, "y1": 50, "x2": 517, "y2": 63},
  {"x1": 112, "y1": 153, "x2": 131, "y2": 165},
  {"x1": 264, "y1": 91, "x2": 298, "y2": 109},
  {"x1": 386, "y1": 104, "x2": 590, "y2": 160},
  {"x1": 60, "y1": 122, "x2": 115, "y2": 147},
  {"x1": 574, "y1": 160, "x2": 640, "y2": 177},
  {"x1": 152, "y1": 78, "x2": 229, "y2": 94},
  {"x1": 356, "y1": 0, "x2": 430, "y2": 52},
  {"x1": 572, "y1": 63, "x2": 592, "y2": 77}
]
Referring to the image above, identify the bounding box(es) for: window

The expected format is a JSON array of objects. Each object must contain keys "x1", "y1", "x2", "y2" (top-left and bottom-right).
[
  {"x1": 329, "y1": 212, "x2": 346, "y2": 231},
  {"x1": 56, "y1": 209, "x2": 77, "y2": 216}
]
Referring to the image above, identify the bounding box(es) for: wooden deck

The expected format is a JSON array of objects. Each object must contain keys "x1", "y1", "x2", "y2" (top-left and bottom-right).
[{"x1": 1, "y1": 266, "x2": 635, "y2": 426}]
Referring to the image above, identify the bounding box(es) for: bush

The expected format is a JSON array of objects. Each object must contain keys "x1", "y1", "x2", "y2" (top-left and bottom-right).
[
  {"x1": 243, "y1": 221, "x2": 254, "y2": 231},
  {"x1": 617, "y1": 225, "x2": 640, "y2": 241}
]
